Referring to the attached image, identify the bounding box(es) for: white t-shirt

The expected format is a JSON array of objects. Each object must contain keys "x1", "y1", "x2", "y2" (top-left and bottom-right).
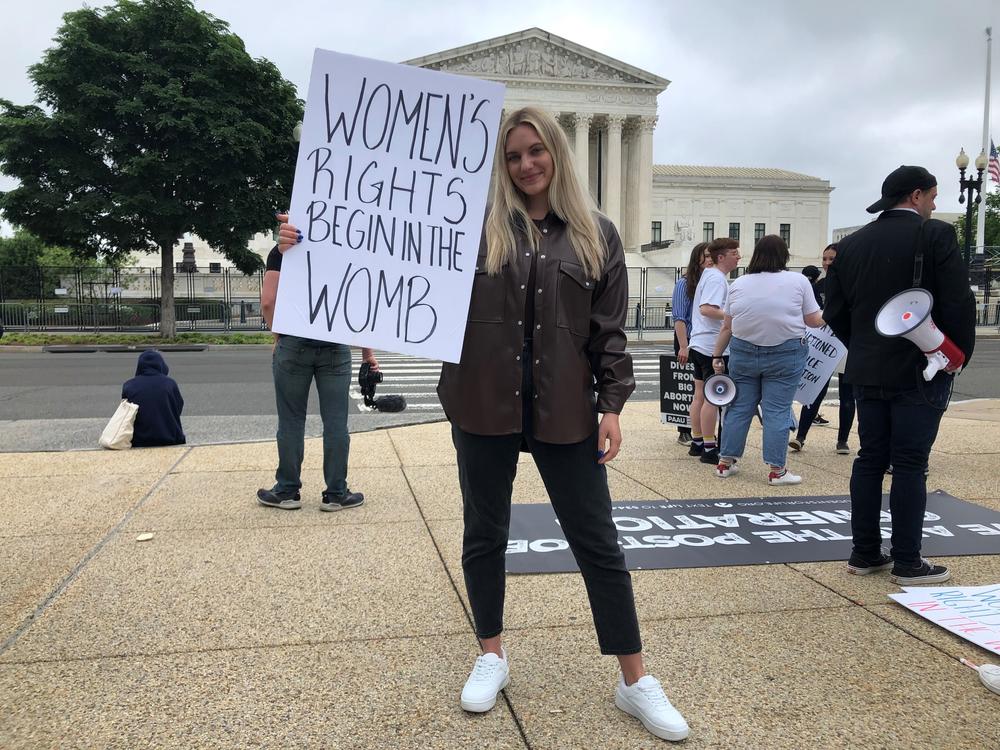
[
  {"x1": 724, "y1": 271, "x2": 820, "y2": 346},
  {"x1": 689, "y1": 267, "x2": 729, "y2": 355}
]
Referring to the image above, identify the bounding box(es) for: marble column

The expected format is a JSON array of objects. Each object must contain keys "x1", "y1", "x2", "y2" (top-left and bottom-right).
[
  {"x1": 604, "y1": 115, "x2": 625, "y2": 231},
  {"x1": 636, "y1": 115, "x2": 658, "y2": 250},
  {"x1": 572, "y1": 113, "x2": 592, "y2": 195},
  {"x1": 622, "y1": 119, "x2": 642, "y2": 252}
]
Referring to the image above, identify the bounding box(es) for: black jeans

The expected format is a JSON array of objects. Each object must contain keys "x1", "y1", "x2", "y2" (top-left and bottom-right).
[
  {"x1": 797, "y1": 374, "x2": 856, "y2": 443},
  {"x1": 673, "y1": 333, "x2": 691, "y2": 436},
  {"x1": 850, "y1": 374, "x2": 952, "y2": 568},
  {"x1": 452, "y1": 342, "x2": 642, "y2": 655}
]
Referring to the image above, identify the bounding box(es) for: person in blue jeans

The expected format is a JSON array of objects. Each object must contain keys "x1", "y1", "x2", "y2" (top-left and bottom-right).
[
  {"x1": 256, "y1": 220, "x2": 379, "y2": 512},
  {"x1": 710, "y1": 235, "x2": 825, "y2": 485}
]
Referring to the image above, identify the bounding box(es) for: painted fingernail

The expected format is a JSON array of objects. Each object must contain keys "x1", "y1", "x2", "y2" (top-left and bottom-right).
[
  {"x1": 597, "y1": 450, "x2": 605, "y2": 458},
  {"x1": 297, "y1": 237, "x2": 302, "y2": 243}
]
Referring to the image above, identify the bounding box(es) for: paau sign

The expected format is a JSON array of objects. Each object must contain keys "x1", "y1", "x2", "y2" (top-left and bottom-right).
[{"x1": 659, "y1": 353, "x2": 695, "y2": 427}]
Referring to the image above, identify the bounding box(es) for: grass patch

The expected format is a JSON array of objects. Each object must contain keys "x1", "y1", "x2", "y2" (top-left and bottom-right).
[{"x1": 0, "y1": 332, "x2": 274, "y2": 346}]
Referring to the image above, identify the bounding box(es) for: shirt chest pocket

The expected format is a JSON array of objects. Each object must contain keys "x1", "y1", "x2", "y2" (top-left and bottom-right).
[
  {"x1": 467, "y1": 263, "x2": 506, "y2": 323},
  {"x1": 556, "y1": 260, "x2": 594, "y2": 337}
]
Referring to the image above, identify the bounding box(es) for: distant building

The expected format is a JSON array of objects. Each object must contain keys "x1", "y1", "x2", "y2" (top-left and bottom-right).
[
  {"x1": 833, "y1": 211, "x2": 961, "y2": 244},
  {"x1": 131, "y1": 28, "x2": 833, "y2": 272}
]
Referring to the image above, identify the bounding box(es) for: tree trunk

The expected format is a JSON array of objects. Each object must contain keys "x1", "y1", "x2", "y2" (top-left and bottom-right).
[{"x1": 160, "y1": 240, "x2": 176, "y2": 338}]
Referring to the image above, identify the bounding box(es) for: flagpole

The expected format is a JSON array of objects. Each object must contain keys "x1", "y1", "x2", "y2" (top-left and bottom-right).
[{"x1": 974, "y1": 27, "x2": 991, "y2": 258}]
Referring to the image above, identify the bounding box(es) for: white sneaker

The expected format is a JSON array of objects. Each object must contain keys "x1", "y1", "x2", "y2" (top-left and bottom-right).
[
  {"x1": 768, "y1": 468, "x2": 802, "y2": 486},
  {"x1": 615, "y1": 674, "x2": 689, "y2": 742},
  {"x1": 715, "y1": 460, "x2": 738, "y2": 478},
  {"x1": 460, "y1": 649, "x2": 510, "y2": 712}
]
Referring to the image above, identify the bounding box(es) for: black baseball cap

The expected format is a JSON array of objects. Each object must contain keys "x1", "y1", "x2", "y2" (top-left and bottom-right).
[{"x1": 866, "y1": 165, "x2": 937, "y2": 213}]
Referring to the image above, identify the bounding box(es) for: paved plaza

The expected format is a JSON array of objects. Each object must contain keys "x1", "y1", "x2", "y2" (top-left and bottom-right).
[{"x1": 2, "y1": 399, "x2": 999, "y2": 749}]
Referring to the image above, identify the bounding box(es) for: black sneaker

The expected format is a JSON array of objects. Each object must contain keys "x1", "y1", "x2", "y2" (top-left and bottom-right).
[
  {"x1": 320, "y1": 489, "x2": 365, "y2": 512},
  {"x1": 699, "y1": 448, "x2": 719, "y2": 464},
  {"x1": 836, "y1": 441, "x2": 850, "y2": 455},
  {"x1": 846, "y1": 550, "x2": 893, "y2": 575},
  {"x1": 677, "y1": 432, "x2": 693, "y2": 446},
  {"x1": 688, "y1": 443, "x2": 704, "y2": 457},
  {"x1": 813, "y1": 414, "x2": 830, "y2": 425},
  {"x1": 256, "y1": 488, "x2": 302, "y2": 510},
  {"x1": 890, "y1": 558, "x2": 951, "y2": 585}
]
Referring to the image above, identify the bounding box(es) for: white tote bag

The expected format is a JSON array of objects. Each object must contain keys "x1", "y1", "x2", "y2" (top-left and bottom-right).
[{"x1": 99, "y1": 399, "x2": 139, "y2": 450}]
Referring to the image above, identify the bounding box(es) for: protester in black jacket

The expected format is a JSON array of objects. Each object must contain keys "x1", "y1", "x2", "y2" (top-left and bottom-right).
[
  {"x1": 824, "y1": 165, "x2": 976, "y2": 586},
  {"x1": 122, "y1": 350, "x2": 186, "y2": 447}
]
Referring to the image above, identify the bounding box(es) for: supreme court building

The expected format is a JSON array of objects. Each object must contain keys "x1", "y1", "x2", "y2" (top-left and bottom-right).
[{"x1": 169, "y1": 27, "x2": 832, "y2": 271}]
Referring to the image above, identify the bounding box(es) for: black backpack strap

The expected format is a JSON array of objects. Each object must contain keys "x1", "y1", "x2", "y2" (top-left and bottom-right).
[{"x1": 912, "y1": 222, "x2": 925, "y2": 289}]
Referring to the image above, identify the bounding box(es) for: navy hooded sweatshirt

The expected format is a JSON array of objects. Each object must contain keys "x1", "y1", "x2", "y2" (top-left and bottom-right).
[{"x1": 121, "y1": 351, "x2": 186, "y2": 447}]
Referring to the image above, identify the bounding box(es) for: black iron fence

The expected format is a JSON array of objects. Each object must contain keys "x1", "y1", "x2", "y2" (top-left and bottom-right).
[
  {"x1": 0, "y1": 265, "x2": 266, "y2": 332},
  {"x1": 2, "y1": 263, "x2": 998, "y2": 333}
]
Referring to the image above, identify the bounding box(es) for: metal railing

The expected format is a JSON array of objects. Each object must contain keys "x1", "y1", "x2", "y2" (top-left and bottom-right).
[{"x1": 2, "y1": 263, "x2": 998, "y2": 334}]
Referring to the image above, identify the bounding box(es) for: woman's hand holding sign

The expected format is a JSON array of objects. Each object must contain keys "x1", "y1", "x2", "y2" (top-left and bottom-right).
[{"x1": 275, "y1": 213, "x2": 302, "y2": 254}]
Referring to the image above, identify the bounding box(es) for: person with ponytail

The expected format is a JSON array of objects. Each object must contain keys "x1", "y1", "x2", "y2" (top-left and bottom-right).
[{"x1": 437, "y1": 107, "x2": 689, "y2": 743}]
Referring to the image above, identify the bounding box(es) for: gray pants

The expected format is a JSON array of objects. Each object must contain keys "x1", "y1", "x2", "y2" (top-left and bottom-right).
[{"x1": 271, "y1": 336, "x2": 352, "y2": 496}]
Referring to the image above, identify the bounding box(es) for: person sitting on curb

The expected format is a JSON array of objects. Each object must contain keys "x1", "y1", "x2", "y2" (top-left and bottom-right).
[{"x1": 122, "y1": 350, "x2": 185, "y2": 447}]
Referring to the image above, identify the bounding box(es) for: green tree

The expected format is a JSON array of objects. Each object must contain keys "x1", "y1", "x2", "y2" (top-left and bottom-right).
[
  {"x1": 1, "y1": 230, "x2": 86, "y2": 300},
  {"x1": 954, "y1": 190, "x2": 1000, "y2": 261},
  {"x1": 0, "y1": 0, "x2": 302, "y2": 335}
]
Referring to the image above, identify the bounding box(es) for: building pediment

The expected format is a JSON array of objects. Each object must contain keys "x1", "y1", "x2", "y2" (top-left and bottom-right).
[{"x1": 404, "y1": 27, "x2": 669, "y2": 90}]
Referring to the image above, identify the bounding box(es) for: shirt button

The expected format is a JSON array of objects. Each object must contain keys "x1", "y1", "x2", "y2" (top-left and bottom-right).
[
  {"x1": 535, "y1": 359, "x2": 540, "y2": 364},
  {"x1": 515, "y1": 390, "x2": 520, "y2": 396},
  {"x1": 542, "y1": 228, "x2": 548, "y2": 233},
  {"x1": 534, "y1": 394, "x2": 538, "y2": 399},
  {"x1": 516, "y1": 355, "x2": 520, "y2": 361},
  {"x1": 536, "y1": 324, "x2": 541, "y2": 330},
  {"x1": 525, "y1": 252, "x2": 530, "y2": 256},
  {"x1": 517, "y1": 320, "x2": 522, "y2": 326},
  {"x1": 540, "y1": 254, "x2": 546, "y2": 259},
  {"x1": 520, "y1": 284, "x2": 525, "y2": 289},
  {"x1": 537, "y1": 288, "x2": 542, "y2": 293},
  {"x1": 585, "y1": 282, "x2": 590, "y2": 287}
]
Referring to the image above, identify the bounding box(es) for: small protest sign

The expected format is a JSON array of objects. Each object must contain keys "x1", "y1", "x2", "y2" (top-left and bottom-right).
[
  {"x1": 890, "y1": 585, "x2": 1000, "y2": 657},
  {"x1": 272, "y1": 49, "x2": 505, "y2": 362},
  {"x1": 659, "y1": 353, "x2": 695, "y2": 427},
  {"x1": 796, "y1": 324, "x2": 845, "y2": 405}
]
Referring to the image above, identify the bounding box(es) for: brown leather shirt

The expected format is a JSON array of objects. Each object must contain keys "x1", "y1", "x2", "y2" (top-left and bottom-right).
[{"x1": 437, "y1": 212, "x2": 635, "y2": 443}]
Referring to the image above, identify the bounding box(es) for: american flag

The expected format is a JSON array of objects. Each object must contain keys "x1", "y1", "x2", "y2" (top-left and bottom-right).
[{"x1": 990, "y1": 139, "x2": 1000, "y2": 184}]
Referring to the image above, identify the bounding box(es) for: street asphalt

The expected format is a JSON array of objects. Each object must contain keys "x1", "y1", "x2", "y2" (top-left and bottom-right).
[{"x1": 1, "y1": 337, "x2": 998, "y2": 452}]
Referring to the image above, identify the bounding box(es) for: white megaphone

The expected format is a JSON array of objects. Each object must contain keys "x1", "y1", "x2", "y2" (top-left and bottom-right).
[
  {"x1": 704, "y1": 374, "x2": 737, "y2": 408},
  {"x1": 875, "y1": 288, "x2": 965, "y2": 381}
]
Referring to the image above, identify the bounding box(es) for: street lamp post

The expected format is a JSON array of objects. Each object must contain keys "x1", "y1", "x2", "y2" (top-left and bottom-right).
[{"x1": 956, "y1": 147, "x2": 989, "y2": 268}]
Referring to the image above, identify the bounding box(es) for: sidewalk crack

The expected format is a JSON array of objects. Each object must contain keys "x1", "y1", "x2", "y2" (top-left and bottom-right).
[{"x1": 0, "y1": 447, "x2": 192, "y2": 658}]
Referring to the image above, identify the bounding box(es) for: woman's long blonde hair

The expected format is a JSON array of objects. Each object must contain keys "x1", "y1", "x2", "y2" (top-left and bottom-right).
[{"x1": 484, "y1": 107, "x2": 607, "y2": 279}]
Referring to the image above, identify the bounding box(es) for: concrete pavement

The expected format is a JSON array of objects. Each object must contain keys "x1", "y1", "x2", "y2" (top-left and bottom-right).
[{"x1": 1, "y1": 400, "x2": 999, "y2": 748}]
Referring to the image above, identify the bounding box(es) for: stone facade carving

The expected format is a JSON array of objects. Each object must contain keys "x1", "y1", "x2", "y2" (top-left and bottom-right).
[
  {"x1": 427, "y1": 39, "x2": 648, "y2": 84},
  {"x1": 674, "y1": 217, "x2": 693, "y2": 242}
]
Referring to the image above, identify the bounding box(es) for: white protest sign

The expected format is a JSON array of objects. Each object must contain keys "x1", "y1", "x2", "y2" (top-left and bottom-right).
[
  {"x1": 272, "y1": 49, "x2": 505, "y2": 363},
  {"x1": 889, "y1": 584, "x2": 1000, "y2": 657},
  {"x1": 796, "y1": 324, "x2": 846, "y2": 405}
]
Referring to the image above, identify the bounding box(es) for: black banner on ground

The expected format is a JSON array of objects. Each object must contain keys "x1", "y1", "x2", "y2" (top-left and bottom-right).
[
  {"x1": 505, "y1": 491, "x2": 1000, "y2": 574},
  {"x1": 659, "y1": 353, "x2": 696, "y2": 426}
]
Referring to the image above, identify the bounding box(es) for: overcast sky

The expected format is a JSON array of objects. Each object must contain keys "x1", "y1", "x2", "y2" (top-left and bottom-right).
[{"x1": 2, "y1": 0, "x2": 998, "y2": 246}]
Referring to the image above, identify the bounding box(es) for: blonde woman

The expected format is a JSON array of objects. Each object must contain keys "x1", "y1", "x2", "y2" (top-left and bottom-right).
[{"x1": 437, "y1": 107, "x2": 689, "y2": 742}]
